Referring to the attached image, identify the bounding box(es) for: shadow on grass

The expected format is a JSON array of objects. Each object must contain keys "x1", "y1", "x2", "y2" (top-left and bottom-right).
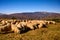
[{"x1": 20, "y1": 26, "x2": 31, "y2": 34}]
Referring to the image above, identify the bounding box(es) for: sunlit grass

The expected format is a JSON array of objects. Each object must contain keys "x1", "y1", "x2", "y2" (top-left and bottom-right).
[{"x1": 0, "y1": 23, "x2": 60, "y2": 40}]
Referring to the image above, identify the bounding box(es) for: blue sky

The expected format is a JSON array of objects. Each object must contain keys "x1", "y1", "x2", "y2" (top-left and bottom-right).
[{"x1": 0, "y1": 0, "x2": 60, "y2": 14}]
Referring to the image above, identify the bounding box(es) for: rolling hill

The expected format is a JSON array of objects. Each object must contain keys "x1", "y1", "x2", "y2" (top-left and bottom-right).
[{"x1": 0, "y1": 12, "x2": 60, "y2": 19}]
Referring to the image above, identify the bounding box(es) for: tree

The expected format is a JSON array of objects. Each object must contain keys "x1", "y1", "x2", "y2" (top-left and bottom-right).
[{"x1": 11, "y1": 16, "x2": 16, "y2": 19}]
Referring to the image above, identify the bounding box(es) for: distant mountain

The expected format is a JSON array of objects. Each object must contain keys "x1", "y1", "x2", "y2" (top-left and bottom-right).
[
  {"x1": 0, "y1": 13, "x2": 6, "y2": 15},
  {"x1": 0, "y1": 12, "x2": 60, "y2": 19}
]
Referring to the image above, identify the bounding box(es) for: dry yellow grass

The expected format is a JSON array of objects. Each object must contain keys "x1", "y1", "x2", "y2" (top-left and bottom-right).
[{"x1": 0, "y1": 22, "x2": 60, "y2": 40}]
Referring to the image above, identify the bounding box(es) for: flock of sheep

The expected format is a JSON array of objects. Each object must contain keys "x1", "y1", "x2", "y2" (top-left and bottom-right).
[{"x1": 0, "y1": 19, "x2": 56, "y2": 34}]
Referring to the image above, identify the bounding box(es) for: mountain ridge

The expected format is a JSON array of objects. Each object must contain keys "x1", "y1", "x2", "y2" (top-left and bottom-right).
[{"x1": 0, "y1": 12, "x2": 60, "y2": 19}]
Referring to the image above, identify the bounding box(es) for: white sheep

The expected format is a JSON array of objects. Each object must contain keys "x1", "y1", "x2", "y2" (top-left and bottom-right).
[
  {"x1": 45, "y1": 21, "x2": 56, "y2": 24},
  {"x1": 50, "y1": 21, "x2": 56, "y2": 24},
  {"x1": 20, "y1": 22, "x2": 27, "y2": 27},
  {"x1": 16, "y1": 23, "x2": 22, "y2": 28},
  {"x1": 38, "y1": 23, "x2": 47, "y2": 28},
  {"x1": 0, "y1": 23, "x2": 11, "y2": 33},
  {"x1": 11, "y1": 23, "x2": 20, "y2": 33},
  {"x1": 26, "y1": 22, "x2": 35, "y2": 30},
  {"x1": 1, "y1": 20, "x2": 6, "y2": 25}
]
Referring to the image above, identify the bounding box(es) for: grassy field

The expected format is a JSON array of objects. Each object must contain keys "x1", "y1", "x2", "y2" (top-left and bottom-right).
[{"x1": 0, "y1": 23, "x2": 60, "y2": 40}]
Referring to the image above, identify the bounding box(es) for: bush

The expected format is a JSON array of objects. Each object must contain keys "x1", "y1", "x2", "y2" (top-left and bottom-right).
[
  {"x1": 51, "y1": 19, "x2": 60, "y2": 23},
  {"x1": 11, "y1": 16, "x2": 17, "y2": 19},
  {"x1": 46, "y1": 19, "x2": 60, "y2": 23}
]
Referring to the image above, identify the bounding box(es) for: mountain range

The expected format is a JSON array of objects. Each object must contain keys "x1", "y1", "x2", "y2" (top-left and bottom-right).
[{"x1": 0, "y1": 12, "x2": 60, "y2": 20}]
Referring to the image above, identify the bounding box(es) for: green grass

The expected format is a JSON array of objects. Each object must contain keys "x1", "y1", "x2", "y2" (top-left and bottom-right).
[{"x1": 0, "y1": 23, "x2": 60, "y2": 40}]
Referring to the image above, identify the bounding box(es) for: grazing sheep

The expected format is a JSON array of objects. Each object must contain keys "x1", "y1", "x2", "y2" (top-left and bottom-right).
[
  {"x1": 38, "y1": 23, "x2": 43, "y2": 28},
  {"x1": 38, "y1": 23, "x2": 47, "y2": 28},
  {"x1": 50, "y1": 21, "x2": 56, "y2": 24},
  {"x1": 16, "y1": 23, "x2": 22, "y2": 28},
  {"x1": 1, "y1": 20, "x2": 6, "y2": 25},
  {"x1": 0, "y1": 23, "x2": 11, "y2": 33},
  {"x1": 45, "y1": 21, "x2": 56, "y2": 24},
  {"x1": 20, "y1": 22, "x2": 27, "y2": 27},
  {"x1": 8, "y1": 20, "x2": 14, "y2": 22},
  {"x1": 0, "y1": 26, "x2": 6, "y2": 32},
  {"x1": 38, "y1": 20, "x2": 46, "y2": 25},
  {"x1": 0, "y1": 19, "x2": 56, "y2": 34},
  {"x1": 11, "y1": 23, "x2": 20, "y2": 33},
  {"x1": 30, "y1": 22, "x2": 39, "y2": 29},
  {"x1": 26, "y1": 22, "x2": 35, "y2": 30}
]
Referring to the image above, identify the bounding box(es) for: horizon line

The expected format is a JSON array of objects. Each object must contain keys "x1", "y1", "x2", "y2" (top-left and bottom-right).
[{"x1": 0, "y1": 11, "x2": 60, "y2": 14}]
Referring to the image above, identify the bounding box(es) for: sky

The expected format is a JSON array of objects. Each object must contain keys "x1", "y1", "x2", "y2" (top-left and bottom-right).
[{"x1": 0, "y1": 0, "x2": 60, "y2": 14}]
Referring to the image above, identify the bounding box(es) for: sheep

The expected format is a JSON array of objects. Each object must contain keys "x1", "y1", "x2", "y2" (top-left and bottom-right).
[
  {"x1": 50, "y1": 21, "x2": 56, "y2": 24},
  {"x1": 0, "y1": 23, "x2": 11, "y2": 33},
  {"x1": 1, "y1": 20, "x2": 6, "y2": 25},
  {"x1": 30, "y1": 22, "x2": 39, "y2": 29},
  {"x1": 29, "y1": 20, "x2": 46, "y2": 25},
  {"x1": 26, "y1": 22, "x2": 35, "y2": 30},
  {"x1": 7, "y1": 20, "x2": 14, "y2": 22},
  {"x1": 45, "y1": 21, "x2": 56, "y2": 24},
  {"x1": 38, "y1": 23, "x2": 47, "y2": 29},
  {"x1": 11, "y1": 23, "x2": 20, "y2": 33},
  {"x1": 37, "y1": 20, "x2": 47, "y2": 25},
  {"x1": 5, "y1": 20, "x2": 10, "y2": 24},
  {"x1": 16, "y1": 23, "x2": 22, "y2": 28},
  {"x1": 20, "y1": 22, "x2": 27, "y2": 27},
  {"x1": 0, "y1": 26, "x2": 6, "y2": 32},
  {"x1": 1, "y1": 19, "x2": 56, "y2": 34}
]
